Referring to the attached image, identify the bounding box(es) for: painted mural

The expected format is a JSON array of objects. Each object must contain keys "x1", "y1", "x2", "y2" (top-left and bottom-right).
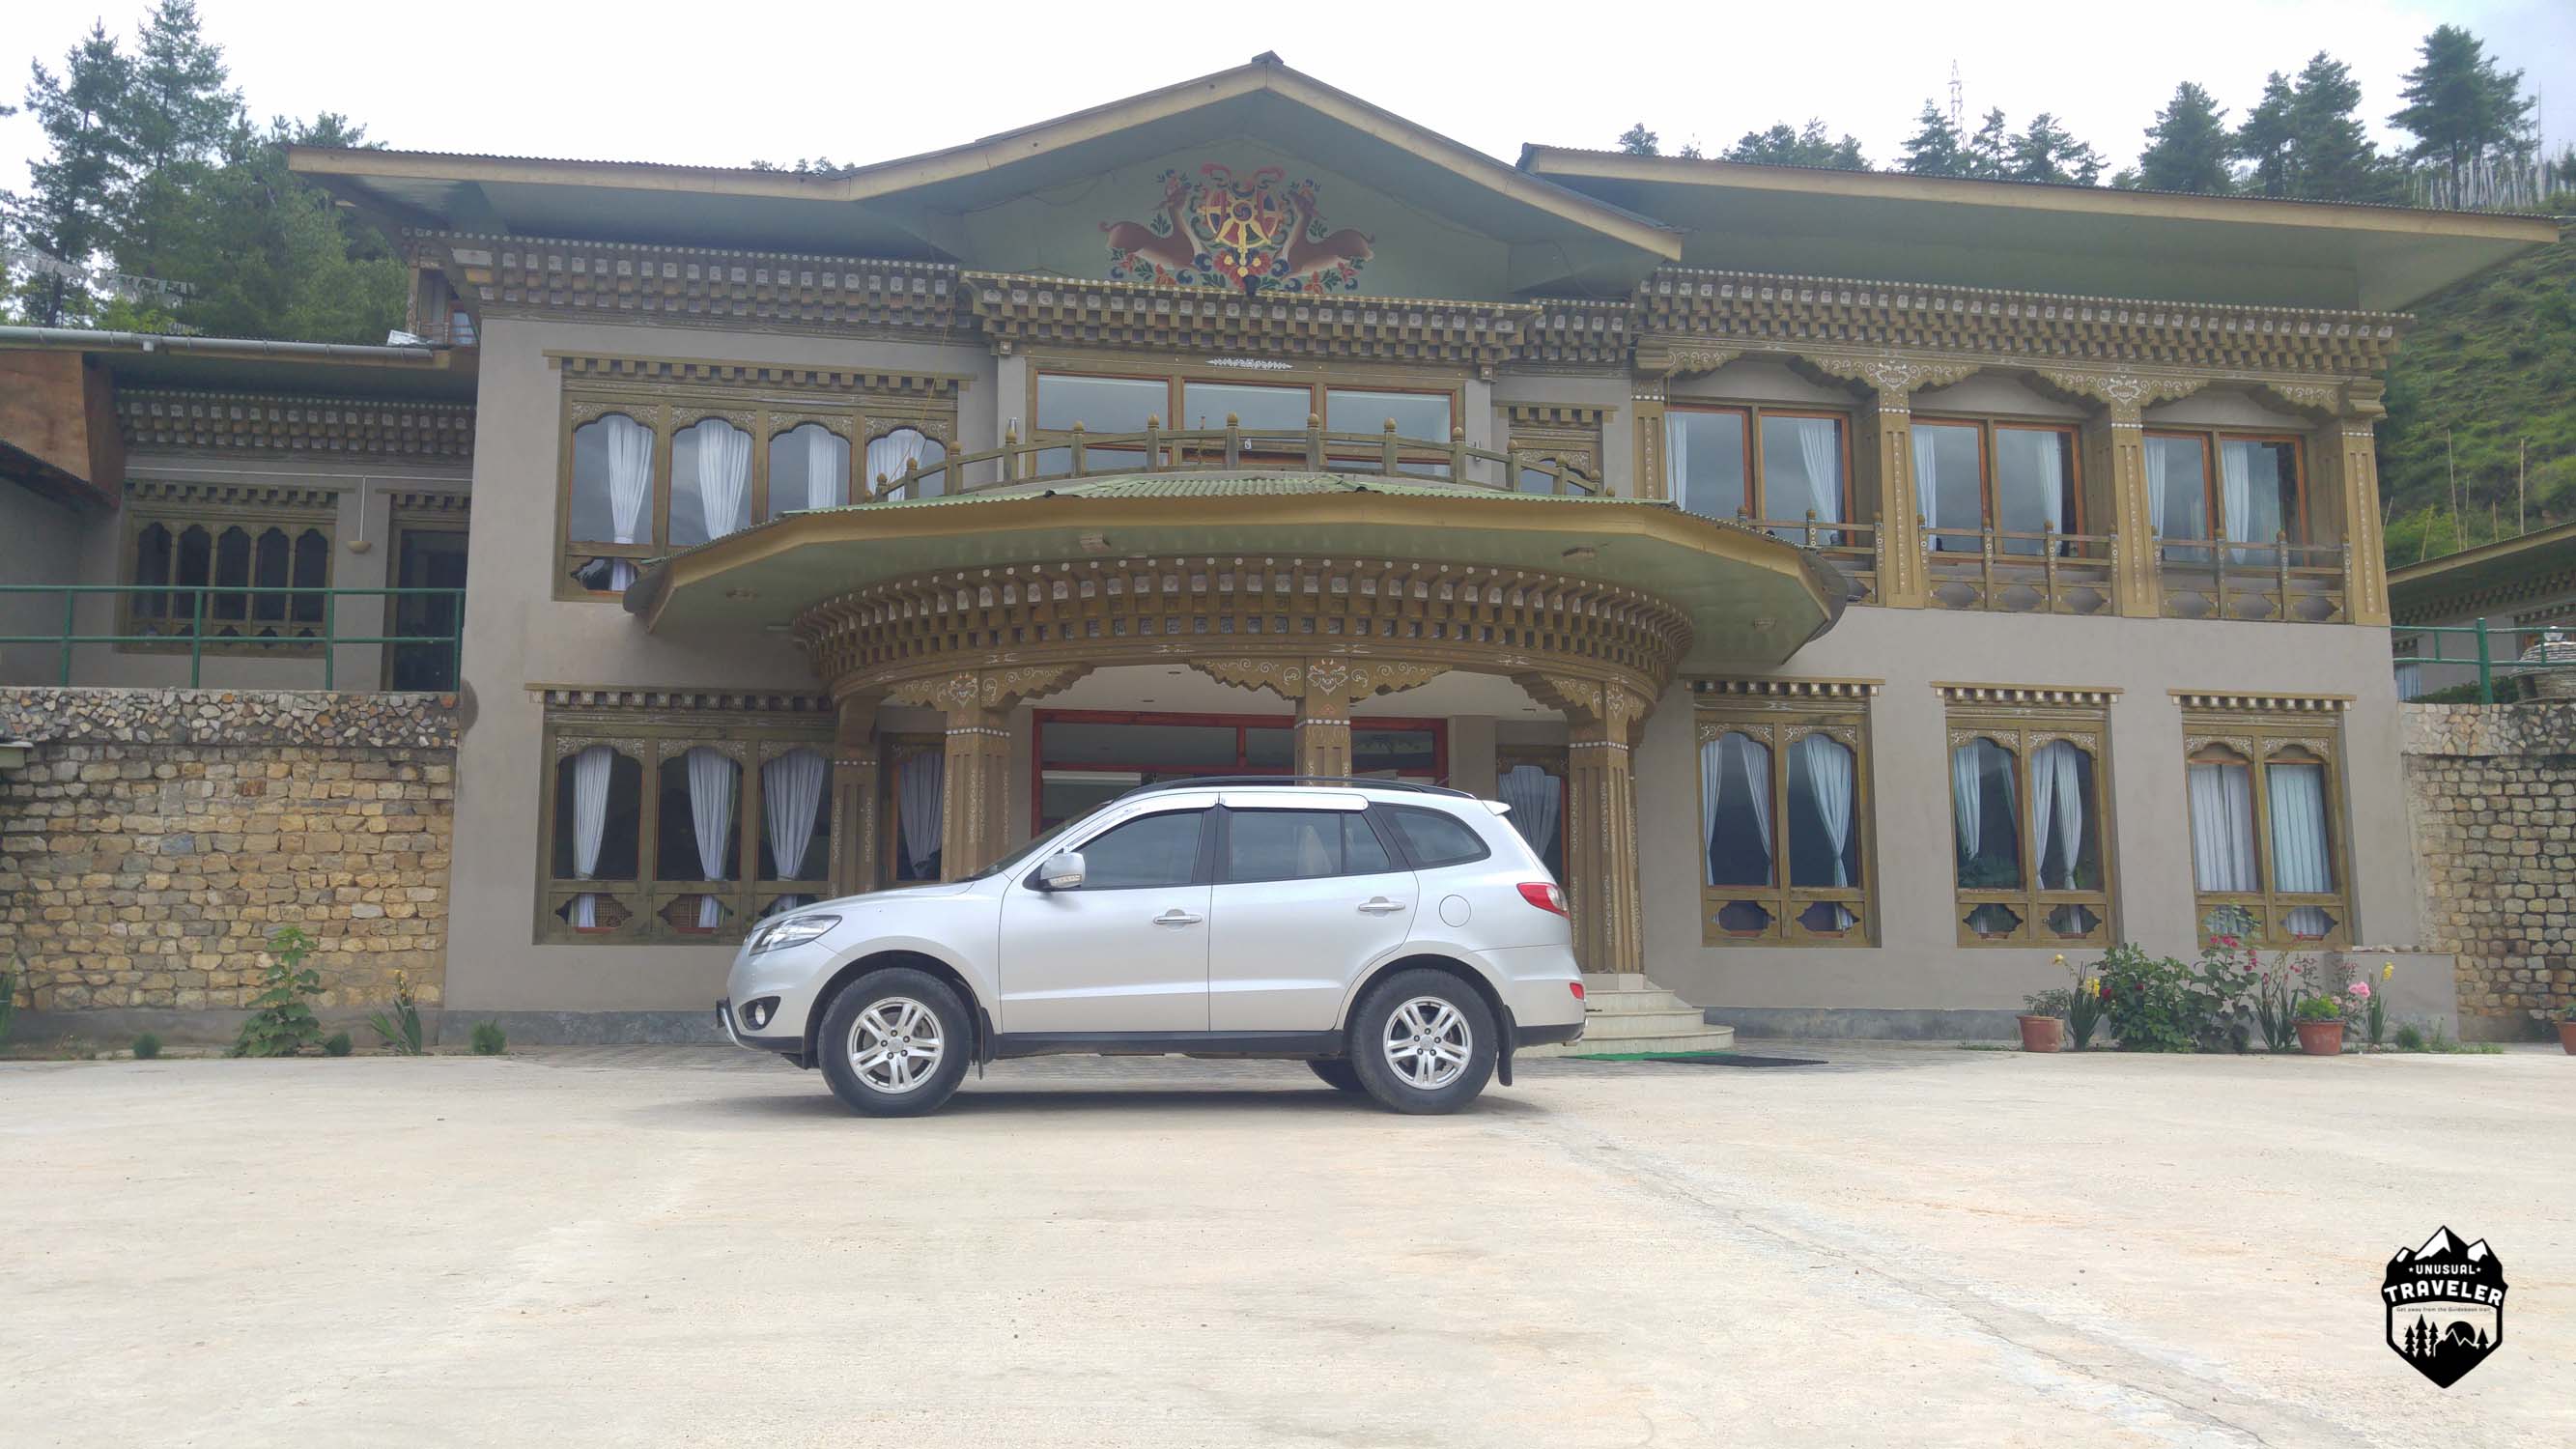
[{"x1": 1101, "y1": 164, "x2": 1373, "y2": 295}]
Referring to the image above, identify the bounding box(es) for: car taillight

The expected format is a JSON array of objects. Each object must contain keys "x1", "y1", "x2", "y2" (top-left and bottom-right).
[
  {"x1": 1569, "y1": 980, "x2": 1586, "y2": 1002},
  {"x1": 1516, "y1": 881, "x2": 1567, "y2": 917}
]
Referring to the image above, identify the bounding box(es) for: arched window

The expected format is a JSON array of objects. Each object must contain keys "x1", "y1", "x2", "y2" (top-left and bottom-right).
[
  {"x1": 252, "y1": 527, "x2": 292, "y2": 625},
  {"x1": 768, "y1": 424, "x2": 849, "y2": 517},
  {"x1": 866, "y1": 428, "x2": 944, "y2": 498},
  {"x1": 657, "y1": 747, "x2": 743, "y2": 933},
  {"x1": 1695, "y1": 714, "x2": 1870, "y2": 945},
  {"x1": 757, "y1": 747, "x2": 831, "y2": 915},
  {"x1": 669, "y1": 417, "x2": 752, "y2": 548},
  {"x1": 552, "y1": 744, "x2": 643, "y2": 931},
  {"x1": 290, "y1": 528, "x2": 328, "y2": 624},
  {"x1": 212, "y1": 526, "x2": 252, "y2": 625},
  {"x1": 132, "y1": 522, "x2": 174, "y2": 622},
  {"x1": 569, "y1": 412, "x2": 657, "y2": 592}
]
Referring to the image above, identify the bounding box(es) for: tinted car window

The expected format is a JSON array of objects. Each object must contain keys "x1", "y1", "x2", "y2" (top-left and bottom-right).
[
  {"x1": 1073, "y1": 810, "x2": 1204, "y2": 889},
  {"x1": 1379, "y1": 806, "x2": 1488, "y2": 867},
  {"x1": 1224, "y1": 810, "x2": 1397, "y2": 882}
]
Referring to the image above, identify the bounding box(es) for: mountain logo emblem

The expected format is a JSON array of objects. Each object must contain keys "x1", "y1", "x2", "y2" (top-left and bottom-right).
[{"x1": 2383, "y1": 1227, "x2": 2505, "y2": 1387}]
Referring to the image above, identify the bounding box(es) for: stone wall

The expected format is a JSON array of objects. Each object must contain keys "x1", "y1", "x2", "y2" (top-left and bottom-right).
[
  {"x1": 0, "y1": 688, "x2": 457, "y2": 1035},
  {"x1": 2402, "y1": 700, "x2": 2575, "y2": 1037}
]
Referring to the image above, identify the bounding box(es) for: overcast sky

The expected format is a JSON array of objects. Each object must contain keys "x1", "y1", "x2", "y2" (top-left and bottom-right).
[{"x1": 3, "y1": 0, "x2": 2570, "y2": 200}]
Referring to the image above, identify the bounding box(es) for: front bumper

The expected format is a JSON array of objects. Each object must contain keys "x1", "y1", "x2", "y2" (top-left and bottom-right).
[{"x1": 716, "y1": 998, "x2": 803, "y2": 1055}]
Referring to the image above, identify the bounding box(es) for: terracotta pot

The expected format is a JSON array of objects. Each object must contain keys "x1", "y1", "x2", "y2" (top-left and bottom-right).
[
  {"x1": 2017, "y1": 1014, "x2": 2063, "y2": 1053},
  {"x1": 2559, "y1": 1021, "x2": 2576, "y2": 1055},
  {"x1": 2296, "y1": 1018, "x2": 2346, "y2": 1056}
]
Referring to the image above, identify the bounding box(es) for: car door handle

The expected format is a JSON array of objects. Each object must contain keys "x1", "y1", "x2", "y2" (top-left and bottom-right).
[
  {"x1": 1152, "y1": 909, "x2": 1204, "y2": 926},
  {"x1": 1357, "y1": 897, "x2": 1407, "y2": 915}
]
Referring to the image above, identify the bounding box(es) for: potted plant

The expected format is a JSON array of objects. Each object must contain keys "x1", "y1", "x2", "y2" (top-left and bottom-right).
[
  {"x1": 2019, "y1": 989, "x2": 2068, "y2": 1053},
  {"x1": 2559, "y1": 1003, "x2": 2575, "y2": 1056},
  {"x1": 2292, "y1": 994, "x2": 2347, "y2": 1056}
]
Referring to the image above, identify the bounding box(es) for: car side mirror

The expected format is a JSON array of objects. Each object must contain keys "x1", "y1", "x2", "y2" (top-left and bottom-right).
[{"x1": 1037, "y1": 851, "x2": 1087, "y2": 892}]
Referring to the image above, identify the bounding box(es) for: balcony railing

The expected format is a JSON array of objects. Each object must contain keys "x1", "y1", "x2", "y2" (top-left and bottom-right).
[
  {"x1": 1922, "y1": 525, "x2": 2118, "y2": 616},
  {"x1": 0, "y1": 584, "x2": 466, "y2": 691},
  {"x1": 2157, "y1": 535, "x2": 2349, "y2": 624},
  {"x1": 870, "y1": 415, "x2": 1599, "y2": 500},
  {"x1": 1723, "y1": 515, "x2": 1880, "y2": 604}
]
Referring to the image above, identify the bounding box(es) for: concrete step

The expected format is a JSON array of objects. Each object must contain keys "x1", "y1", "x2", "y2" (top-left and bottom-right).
[
  {"x1": 1568, "y1": 1007, "x2": 1711, "y2": 1036},
  {"x1": 1521, "y1": 1024, "x2": 1737, "y2": 1059},
  {"x1": 1582, "y1": 989, "x2": 1701, "y2": 1016}
]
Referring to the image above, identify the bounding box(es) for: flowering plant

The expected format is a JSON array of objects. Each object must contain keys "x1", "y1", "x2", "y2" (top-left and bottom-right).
[
  {"x1": 2055, "y1": 952, "x2": 2106, "y2": 1050},
  {"x1": 2358, "y1": 969, "x2": 2392, "y2": 1048},
  {"x1": 2293, "y1": 993, "x2": 2344, "y2": 1022}
]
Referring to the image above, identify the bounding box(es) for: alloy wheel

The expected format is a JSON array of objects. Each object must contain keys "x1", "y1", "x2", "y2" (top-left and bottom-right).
[
  {"x1": 848, "y1": 996, "x2": 944, "y2": 1093},
  {"x1": 1381, "y1": 995, "x2": 1471, "y2": 1091}
]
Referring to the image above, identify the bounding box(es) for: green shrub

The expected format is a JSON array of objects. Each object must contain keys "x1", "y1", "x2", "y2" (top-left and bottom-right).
[
  {"x1": 2392, "y1": 1021, "x2": 2427, "y2": 1051},
  {"x1": 366, "y1": 971, "x2": 425, "y2": 1055},
  {"x1": 2293, "y1": 994, "x2": 2343, "y2": 1023},
  {"x1": 2093, "y1": 943, "x2": 2249, "y2": 1052},
  {"x1": 323, "y1": 1032, "x2": 354, "y2": 1058},
  {"x1": 2023, "y1": 988, "x2": 2072, "y2": 1017},
  {"x1": 230, "y1": 926, "x2": 326, "y2": 1058},
  {"x1": 1, "y1": 956, "x2": 21, "y2": 1045},
  {"x1": 132, "y1": 1033, "x2": 161, "y2": 1060},
  {"x1": 469, "y1": 1021, "x2": 506, "y2": 1056}
]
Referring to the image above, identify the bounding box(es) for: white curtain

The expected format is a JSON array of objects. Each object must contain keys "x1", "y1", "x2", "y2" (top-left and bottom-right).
[
  {"x1": 2270, "y1": 761, "x2": 2334, "y2": 937},
  {"x1": 569, "y1": 744, "x2": 614, "y2": 928},
  {"x1": 603, "y1": 414, "x2": 654, "y2": 591},
  {"x1": 2143, "y1": 435, "x2": 2170, "y2": 545},
  {"x1": 1498, "y1": 764, "x2": 1561, "y2": 860},
  {"x1": 1698, "y1": 740, "x2": 1725, "y2": 885},
  {"x1": 2002, "y1": 430, "x2": 2064, "y2": 554},
  {"x1": 1735, "y1": 734, "x2": 1771, "y2": 863},
  {"x1": 2394, "y1": 661, "x2": 2423, "y2": 700},
  {"x1": 692, "y1": 421, "x2": 751, "y2": 541},
  {"x1": 2030, "y1": 740, "x2": 2084, "y2": 889},
  {"x1": 1950, "y1": 741, "x2": 1983, "y2": 862},
  {"x1": 1910, "y1": 425, "x2": 1942, "y2": 550},
  {"x1": 1701, "y1": 734, "x2": 1771, "y2": 886},
  {"x1": 897, "y1": 752, "x2": 946, "y2": 875},
  {"x1": 1664, "y1": 413, "x2": 1694, "y2": 516},
  {"x1": 1796, "y1": 734, "x2": 1857, "y2": 928},
  {"x1": 2187, "y1": 761, "x2": 2258, "y2": 893},
  {"x1": 763, "y1": 748, "x2": 828, "y2": 909},
  {"x1": 1794, "y1": 416, "x2": 1841, "y2": 545},
  {"x1": 2219, "y1": 439, "x2": 2255, "y2": 561},
  {"x1": 805, "y1": 426, "x2": 844, "y2": 511},
  {"x1": 685, "y1": 746, "x2": 738, "y2": 929},
  {"x1": 868, "y1": 429, "x2": 931, "y2": 498}
]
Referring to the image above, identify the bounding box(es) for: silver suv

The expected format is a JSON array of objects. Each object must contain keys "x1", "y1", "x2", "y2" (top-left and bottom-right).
[{"x1": 720, "y1": 778, "x2": 1584, "y2": 1116}]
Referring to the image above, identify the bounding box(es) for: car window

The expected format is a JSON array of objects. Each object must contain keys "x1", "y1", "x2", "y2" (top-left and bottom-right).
[
  {"x1": 1379, "y1": 806, "x2": 1489, "y2": 867},
  {"x1": 1224, "y1": 810, "x2": 1397, "y2": 882},
  {"x1": 1072, "y1": 810, "x2": 1205, "y2": 890}
]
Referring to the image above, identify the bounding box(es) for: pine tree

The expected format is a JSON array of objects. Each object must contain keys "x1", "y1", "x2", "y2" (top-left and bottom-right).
[
  {"x1": 1900, "y1": 100, "x2": 1967, "y2": 177},
  {"x1": 1722, "y1": 120, "x2": 1868, "y2": 171},
  {"x1": 2136, "y1": 82, "x2": 2233, "y2": 194},
  {"x1": 4, "y1": 23, "x2": 137, "y2": 325},
  {"x1": 141, "y1": 114, "x2": 407, "y2": 342},
  {"x1": 1617, "y1": 124, "x2": 1659, "y2": 156},
  {"x1": 115, "y1": 1, "x2": 243, "y2": 296},
  {"x1": 2286, "y1": 52, "x2": 2398, "y2": 202},
  {"x1": 2390, "y1": 25, "x2": 2534, "y2": 181},
  {"x1": 2005, "y1": 114, "x2": 2105, "y2": 185},
  {"x1": 1964, "y1": 108, "x2": 2011, "y2": 181},
  {"x1": 2234, "y1": 72, "x2": 2297, "y2": 196}
]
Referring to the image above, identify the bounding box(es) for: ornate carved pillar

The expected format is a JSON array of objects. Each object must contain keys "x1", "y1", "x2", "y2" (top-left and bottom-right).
[
  {"x1": 2321, "y1": 384, "x2": 2392, "y2": 626},
  {"x1": 1516, "y1": 673, "x2": 1652, "y2": 977},
  {"x1": 2039, "y1": 371, "x2": 2207, "y2": 621},
  {"x1": 827, "y1": 694, "x2": 883, "y2": 896},
  {"x1": 1630, "y1": 342, "x2": 1744, "y2": 502},
  {"x1": 1187, "y1": 657, "x2": 1448, "y2": 777},
  {"x1": 885, "y1": 666, "x2": 1091, "y2": 880},
  {"x1": 1860, "y1": 386, "x2": 1928, "y2": 608},
  {"x1": 1630, "y1": 376, "x2": 1668, "y2": 501}
]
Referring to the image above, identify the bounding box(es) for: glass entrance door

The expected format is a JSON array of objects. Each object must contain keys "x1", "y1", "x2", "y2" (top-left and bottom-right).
[
  {"x1": 387, "y1": 525, "x2": 467, "y2": 692},
  {"x1": 1032, "y1": 710, "x2": 1446, "y2": 831}
]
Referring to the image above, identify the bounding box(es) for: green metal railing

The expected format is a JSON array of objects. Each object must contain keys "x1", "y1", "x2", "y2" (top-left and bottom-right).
[
  {"x1": 0, "y1": 584, "x2": 466, "y2": 691},
  {"x1": 2398, "y1": 617, "x2": 2575, "y2": 703}
]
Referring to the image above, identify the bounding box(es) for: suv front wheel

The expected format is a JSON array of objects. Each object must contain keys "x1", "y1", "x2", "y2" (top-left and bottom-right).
[
  {"x1": 817, "y1": 969, "x2": 973, "y2": 1117},
  {"x1": 1348, "y1": 969, "x2": 1497, "y2": 1115}
]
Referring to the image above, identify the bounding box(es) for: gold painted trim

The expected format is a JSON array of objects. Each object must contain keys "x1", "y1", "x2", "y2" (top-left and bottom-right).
[
  {"x1": 1690, "y1": 677, "x2": 1883, "y2": 697},
  {"x1": 2169, "y1": 691, "x2": 2353, "y2": 712},
  {"x1": 1933, "y1": 683, "x2": 2124, "y2": 705}
]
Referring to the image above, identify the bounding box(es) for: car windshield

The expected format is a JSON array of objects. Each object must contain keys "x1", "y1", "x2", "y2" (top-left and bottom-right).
[{"x1": 961, "y1": 816, "x2": 1087, "y2": 882}]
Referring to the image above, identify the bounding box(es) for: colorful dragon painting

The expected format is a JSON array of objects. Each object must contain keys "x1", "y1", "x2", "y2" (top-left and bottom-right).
[{"x1": 1101, "y1": 164, "x2": 1372, "y2": 295}]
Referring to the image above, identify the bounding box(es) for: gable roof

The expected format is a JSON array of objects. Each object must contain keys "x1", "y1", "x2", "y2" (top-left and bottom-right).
[
  {"x1": 291, "y1": 56, "x2": 1679, "y2": 293},
  {"x1": 1517, "y1": 146, "x2": 2561, "y2": 311}
]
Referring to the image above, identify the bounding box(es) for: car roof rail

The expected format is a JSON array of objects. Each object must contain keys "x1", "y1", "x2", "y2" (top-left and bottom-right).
[{"x1": 1116, "y1": 775, "x2": 1476, "y2": 802}]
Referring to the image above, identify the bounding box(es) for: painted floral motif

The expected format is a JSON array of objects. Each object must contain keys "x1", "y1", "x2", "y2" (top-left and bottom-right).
[{"x1": 1102, "y1": 164, "x2": 1371, "y2": 295}]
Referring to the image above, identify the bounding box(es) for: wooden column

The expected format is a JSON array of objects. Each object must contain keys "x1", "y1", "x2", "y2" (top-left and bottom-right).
[
  {"x1": 2320, "y1": 387, "x2": 2391, "y2": 626},
  {"x1": 938, "y1": 704, "x2": 1013, "y2": 879},
  {"x1": 2095, "y1": 404, "x2": 2163, "y2": 618},
  {"x1": 1519, "y1": 674, "x2": 1651, "y2": 977},
  {"x1": 826, "y1": 694, "x2": 882, "y2": 896},
  {"x1": 1859, "y1": 385, "x2": 1929, "y2": 608},
  {"x1": 1293, "y1": 688, "x2": 1351, "y2": 777},
  {"x1": 1630, "y1": 378, "x2": 1668, "y2": 500}
]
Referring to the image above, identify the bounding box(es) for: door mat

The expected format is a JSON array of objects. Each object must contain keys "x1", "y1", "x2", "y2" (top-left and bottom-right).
[{"x1": 1569, "y1": 1051, "x2": 1826, "y2": 1067}]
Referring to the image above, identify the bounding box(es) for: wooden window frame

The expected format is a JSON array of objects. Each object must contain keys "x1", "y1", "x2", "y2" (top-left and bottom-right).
[
  {"x1": 2141, "y1": 428, "x2": 2309, "y2": 554},
  {"x1": 881, "y1": 732, "x2": 946, "y2": 888},
  {"x1": 2180, "y1": 711, "x2": 2353, "y2": 950},
  {"x1": 556, "y1": 382, "x2": 953, "y2": 601},
  {"x1": 1493, "y1": 744, "x2": 1569, "y2": 876},
  {"x1": 1027, "y1": 365, "x2": 1465, "y2": 474},
  {"x1": 535, "y1": 712, "x2": 835, "y2": 944},
  {"x1": 1692, "y1": 702, "x2": 1875, "y2": 947},
  {"x1": 118, "y1": 500, "x2": 335, "y2": 655},
  {"x1": 1940, "y1": 707, "x2": 2117, "y2": 949},
  {"x1": 1027, "y1": 707, "x2": 1447, "y2": 834},
  {"x1": 1910, "y1": 414, "x2": 2086, "y2": 543},
  {"x1": 1663, "y1": 403, "x2": 1857, "y2": 527}
]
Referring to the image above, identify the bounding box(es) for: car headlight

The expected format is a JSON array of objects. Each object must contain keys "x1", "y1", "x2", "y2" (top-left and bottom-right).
[{"x1": 749, "y1": 914, "x2": 839, "y2": 955}]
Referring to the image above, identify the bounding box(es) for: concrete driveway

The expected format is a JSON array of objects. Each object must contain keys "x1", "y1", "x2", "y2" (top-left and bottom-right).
[{"x1": 4, "y1": 1044, "x2": 2568, "y2": 1447}]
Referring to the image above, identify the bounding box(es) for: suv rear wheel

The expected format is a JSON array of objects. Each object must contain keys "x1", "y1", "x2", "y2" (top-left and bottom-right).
[
  {"x1": 816, "y1": 969, "x2": 972, "y2": 1117},
  {"x1": 1349, "y1": 969, "x2": 1496, "y2": 1115}
]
